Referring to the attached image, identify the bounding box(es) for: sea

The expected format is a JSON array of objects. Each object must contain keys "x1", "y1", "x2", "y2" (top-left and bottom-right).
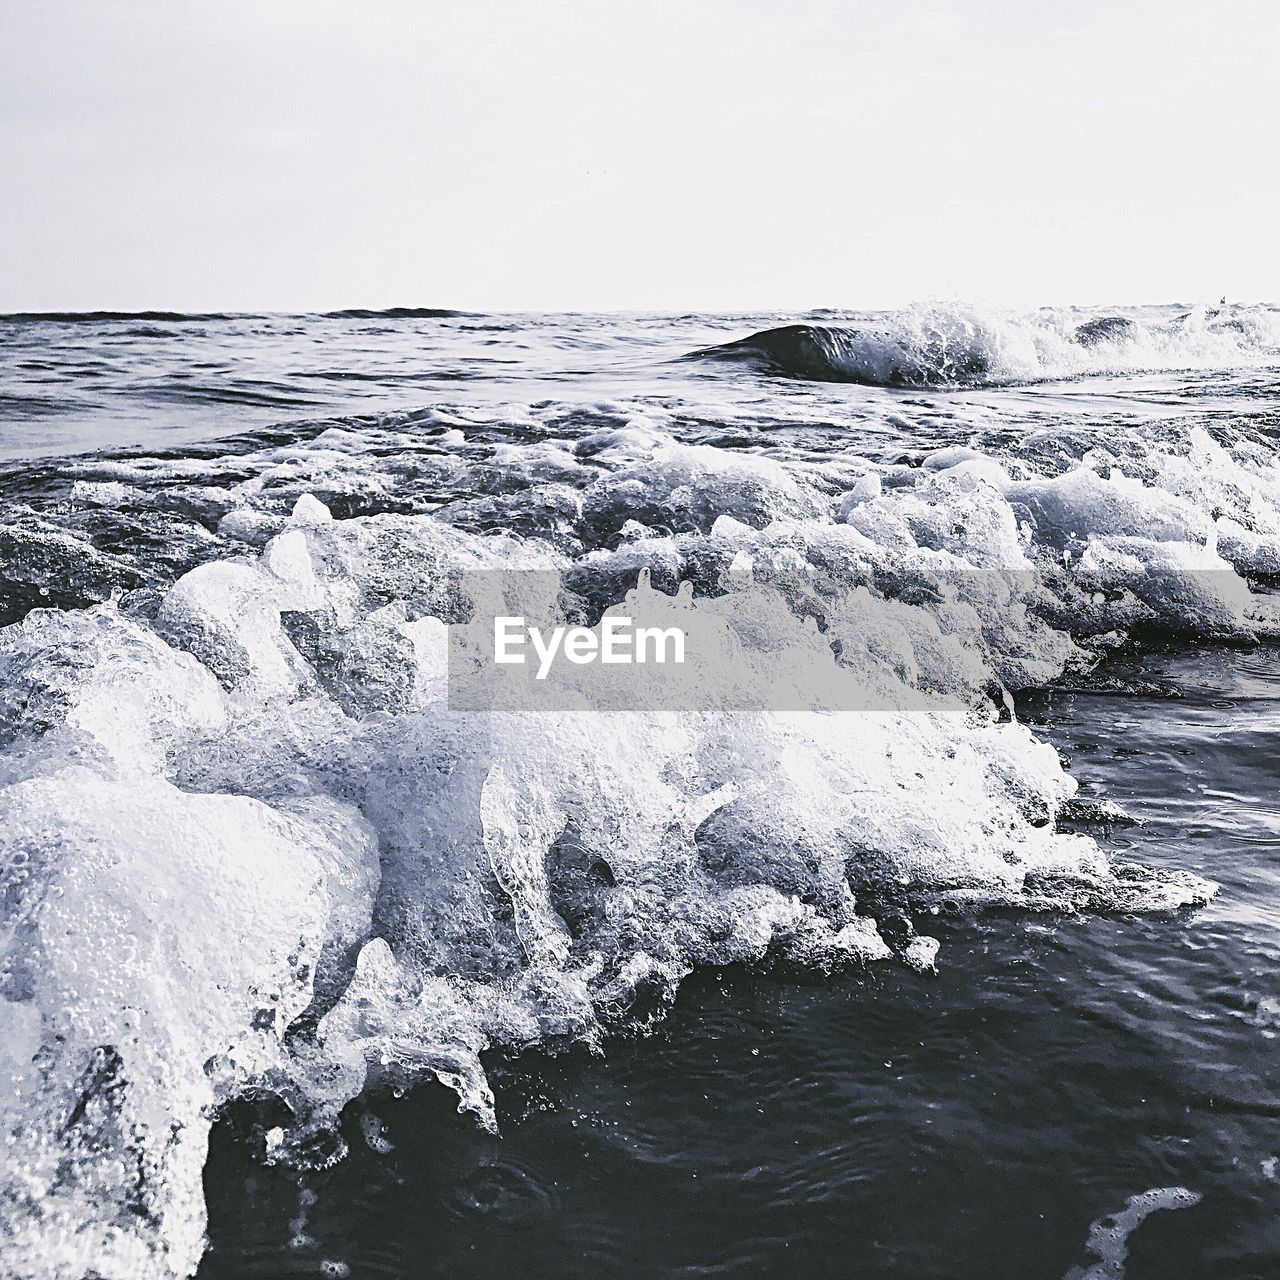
[{"x1": 1, "y1": 303, "x2": 1279, "y2": 1279}]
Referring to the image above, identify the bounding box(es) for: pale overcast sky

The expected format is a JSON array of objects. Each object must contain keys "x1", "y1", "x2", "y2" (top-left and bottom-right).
[{"x1": 1, "y1": 0, "x2": 1276, "y2": 312}]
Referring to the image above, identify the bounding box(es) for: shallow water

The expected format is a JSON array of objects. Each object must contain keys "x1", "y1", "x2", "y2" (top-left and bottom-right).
[{"x1": 2, "y1": 303, "x2": 1279, "y2": 1279}]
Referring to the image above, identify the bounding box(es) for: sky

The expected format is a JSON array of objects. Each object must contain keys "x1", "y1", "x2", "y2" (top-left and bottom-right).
[{"x1": 1, "y1": 0, "x2": 1277, "y2": 312}]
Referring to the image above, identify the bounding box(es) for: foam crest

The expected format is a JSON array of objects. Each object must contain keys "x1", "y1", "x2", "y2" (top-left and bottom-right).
[
  {"x1": 0, "y1": 766, "x2": 377, "y2": 1279},
  {"x1": 698, "y1": 301, "x2": 1280, "y2": 386}
]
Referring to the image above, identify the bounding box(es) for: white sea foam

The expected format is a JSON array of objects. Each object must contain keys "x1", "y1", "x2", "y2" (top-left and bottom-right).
[
  {"x1": 1065, "y1": 1186, "x2": 1203, "y2": 1279},
  {"x1": 11, "y1": 402, "x2": 1280, "y2": 1277}
]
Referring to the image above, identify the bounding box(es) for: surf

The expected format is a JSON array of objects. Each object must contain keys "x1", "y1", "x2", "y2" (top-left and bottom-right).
[{"x1": 690, "y1": 301, "x2": 1280, "y2": 386}]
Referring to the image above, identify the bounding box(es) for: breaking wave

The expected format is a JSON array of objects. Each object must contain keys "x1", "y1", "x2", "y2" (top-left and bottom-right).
[
  {"x1": 694, "y1": 302, "x2": 1280, "y2": 386},
  {"x1": 10, "y1": 388, "x2": 1280, "y2": 1275}
]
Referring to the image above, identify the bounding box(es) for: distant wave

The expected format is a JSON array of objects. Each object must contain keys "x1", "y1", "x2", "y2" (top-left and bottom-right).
[
  {"x1": 692, "y1": 303, "x2": 1280, "y2": 387},
  {"x1": 319, "y1": 306, "x2": 470, "y2": 319},
  {"x1": 0, "y1": 307, "x2": 469, "y2": 324},
  {"x1": 0, "y1": 310, "x2": 241, "y2": 324}
]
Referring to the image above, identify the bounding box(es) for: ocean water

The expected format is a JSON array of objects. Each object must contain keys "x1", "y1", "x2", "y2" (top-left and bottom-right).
[{"x1": 2, "y1": 303, "x2": 1280, "y2": 1279}]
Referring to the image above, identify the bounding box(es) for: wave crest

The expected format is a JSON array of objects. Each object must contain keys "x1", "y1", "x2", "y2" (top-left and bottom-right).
[{"x1": 694, "y1": 302, "x2": 1280, "y2": 387}]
